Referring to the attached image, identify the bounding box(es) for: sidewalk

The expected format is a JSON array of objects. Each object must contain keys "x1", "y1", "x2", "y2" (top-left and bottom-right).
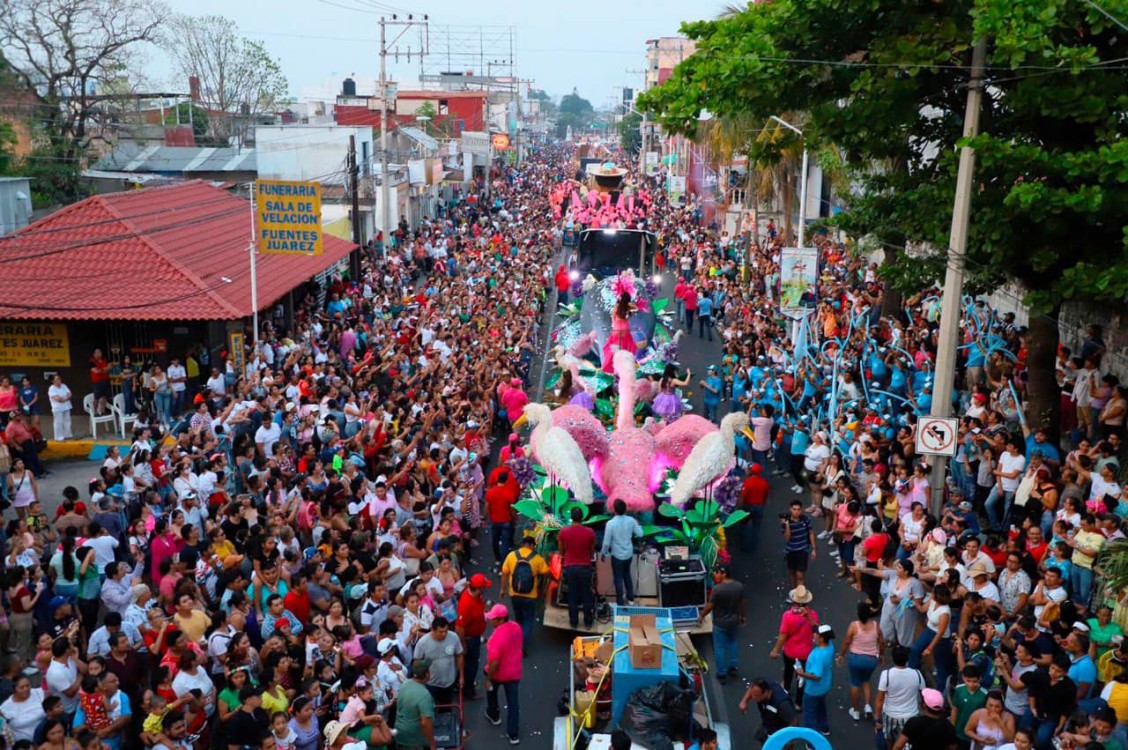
[{"x1": 38, "y1": 413, "x2": 130, "y2": 462}]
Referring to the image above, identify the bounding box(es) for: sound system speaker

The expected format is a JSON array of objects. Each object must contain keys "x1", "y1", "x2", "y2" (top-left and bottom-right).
[{"x1": 657, "y1": 558, "x2": 707, "y2": 608}]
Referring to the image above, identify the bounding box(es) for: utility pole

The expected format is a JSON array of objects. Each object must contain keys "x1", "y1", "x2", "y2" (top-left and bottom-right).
[
  {"x1": 378, "y1": 14, "x2": 429, "y2": 254},
  {"x1": 929, "y1": 36, "x2": 990, "y2": 516},
  {"x1": 379, "y1": 17, "x2": 390, "y2": 256},
  {"x1": 347, "y1": 134, "x2": 362, "y2": 280}
]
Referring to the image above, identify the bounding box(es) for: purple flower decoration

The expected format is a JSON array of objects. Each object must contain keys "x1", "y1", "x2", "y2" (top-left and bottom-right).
[
  {"x1": 714, "y1": 474, "x2": 743, "y2": 513},
  {"x1": 570, "y1": 278, "x2": 584, "y2": 297},
  {"x1": 655, "y1": 341, "x2": 679, "y2": 364},
  {"x1": 644, "y1": 278, "x2": 660, "y2": 300},
  {"x1": 508, "y1": 456, "x2": 537, "y2": 487}
]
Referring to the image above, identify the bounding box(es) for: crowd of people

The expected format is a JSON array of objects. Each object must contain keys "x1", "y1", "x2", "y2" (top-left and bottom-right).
[
  {"x1": 0, "y1": 134, "x2": 1125, "y2": 750},
  {"x1": 0, "y1": 145, "x2": 594, "y2": 750},
  {"x1": 652, "y1": 208, "x2": 1128, "y2": 750}
]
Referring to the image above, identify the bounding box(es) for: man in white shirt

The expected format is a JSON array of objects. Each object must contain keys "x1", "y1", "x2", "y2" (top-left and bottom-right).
[
  {"x1": 255, "y1": 415, "x2": 282, "y2": 458},
  {"x1": 45, "y1": 637, "x2": 80, "y2": 715},
  {"x1": 987, "y1": 438, "x2": 1026, "y2": 531},
  {"x1": 167, "y1": 358, "x2": 187, "y2": 416},
  {"x1": 87, "y1": 523, "x2": 120, "y2": 574},
  {"x1": 205, "y1": 368, "x2": 226, "y2": 402}
]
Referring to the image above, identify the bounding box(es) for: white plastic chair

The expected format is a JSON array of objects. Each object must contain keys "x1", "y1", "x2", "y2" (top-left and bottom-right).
[
  {"x1": 111, "y1": 393, "x2": 138, "y2": 439},
  {"x1": 83, "y1": 393, "x2": 116, "y2": 439}
]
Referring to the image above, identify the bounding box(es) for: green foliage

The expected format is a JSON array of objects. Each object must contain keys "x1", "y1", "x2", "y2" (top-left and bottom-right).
[
  {"x1": 646, "y1": 499, "x2": 747, "y2": 569},
  {"x1": 559, "y1": 90, "x2": 594, "y2": 116},
  {"x1": 556, "y1": 89, "x2": 596, "y2": 138},
  {"x1": 0, "y1": 121, "x2": 16, "y2": 175},
  {"x1": 163, "y1": 103, "x2": 215, "y2": 146},
  {"x1": 18, "y1": 145, "x2": 86, "y2": 207},
  {"x1": 414, "y1": 101, "x2": 438, "y2": 120},
  {"x1": 637, "y1": 0, "x2": 1128, "y2": 312},
  {"x1": 618, "y1": 111, "x2": 643, "y2": 154}
]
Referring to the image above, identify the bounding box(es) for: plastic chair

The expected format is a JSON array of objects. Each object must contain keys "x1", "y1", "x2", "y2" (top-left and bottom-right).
[
  {"x1": 83, "y1": 393, "x2": 116, "y2": 439},
  {"x1": 111, "y1": 393, "x2": 138, "y2": 439}
]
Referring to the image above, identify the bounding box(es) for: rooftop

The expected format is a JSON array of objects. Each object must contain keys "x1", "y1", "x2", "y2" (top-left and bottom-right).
[{"x1": 0, "y1": 181, "x2": 356, "y2": 321}]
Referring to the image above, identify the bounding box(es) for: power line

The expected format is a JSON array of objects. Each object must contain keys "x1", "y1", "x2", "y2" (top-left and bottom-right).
[{"x1": 1080, "y1": 0, "x2": 1128, "y2": 32}]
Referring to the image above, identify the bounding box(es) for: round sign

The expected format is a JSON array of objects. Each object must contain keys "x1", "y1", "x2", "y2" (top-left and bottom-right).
[
  {"x1": 917, "y1": 417, "x2": 957, "y2": 456},
  {"x1": 492, "y1": 133, "x2": 510, "y2": 150}
]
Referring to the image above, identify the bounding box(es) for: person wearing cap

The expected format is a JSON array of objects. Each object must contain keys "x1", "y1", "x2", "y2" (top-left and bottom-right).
[
  {"x1": 484, "y1": 604, "x2": 522, "y2": 744},
  {"x1": 699, "y1": 365, "x2": 723, "y2": 421},
  {"x1": 455, "y1": 573, "x2": 491, "y2": 699},
  {"x1": 794, "y1": 624, "x2": 835, "y2": 736},
  {"x1": 394, "y1": 660, "x2": 436, "y2": 750},
  {"x1": 738, "y1": 463, "x2": 770, "y2": 552},
  {"x1": 894, "y1": 687, "x2": 956, "y2": 750},
  {"x1": 375, "y1": 637, "x2": 407, "y2": 698},
  {"x1": 499, "y1": 433, "x2": 525, "y2": 464}
]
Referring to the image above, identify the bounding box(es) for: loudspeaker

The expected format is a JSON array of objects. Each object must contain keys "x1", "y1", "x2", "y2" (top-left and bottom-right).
[{"x1": 657, "y1": 558, "x2": 707, "y2": 608}]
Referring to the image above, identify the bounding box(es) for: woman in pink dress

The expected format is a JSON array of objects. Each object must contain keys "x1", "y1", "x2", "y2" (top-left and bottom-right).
[{"x1": 602, "y1": 293, "x2": 638, "y2": 372}]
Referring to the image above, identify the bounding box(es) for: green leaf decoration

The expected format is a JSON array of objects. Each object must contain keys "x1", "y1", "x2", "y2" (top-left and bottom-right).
[
  {"x1": 583, "y1": 514, "x2": 612, "y2": 525},
  {"x1": 652, "y1": 297, "x2": 669, "y2": 314},
  {"x1": 588, "y1": 372, "x2": 615, "y2": 392},
  {"x1": 595, "y1": 398, "x2": 614, "y2": 420},
  {"x1": 722, "y1": 509, "x2": 751, "y2": 527},
  {"x1": 657, "y1": 503, "x2": 684, "y2": 519},
  {"x1": 545, "y1": 370, "x2": 562, "y2": 390},
  {"x1": 513, "y1": 499, "x2": 546, "y2": 521},
  {"x1": 699, "y1": 536, "x2": 719, "y2": 570},
  {"x1": 561, "y1": 501, "x2": 589, "y2": 520},
  {"x1": 543, "y1": 485, "x2": 570, "y2": 513}
]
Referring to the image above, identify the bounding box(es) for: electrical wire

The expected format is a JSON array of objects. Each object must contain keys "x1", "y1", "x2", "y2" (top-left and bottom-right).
[{"x1": 1080, "y1": 0, "x2": 1128, "y2": 32}]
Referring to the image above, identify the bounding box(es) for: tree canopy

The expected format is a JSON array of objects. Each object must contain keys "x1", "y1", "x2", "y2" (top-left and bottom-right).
[
  {"x1": 618, "y1": 111, "x2": 643, "y2": 154},
  {"x1": 638, "y1": 0, "x2": 1128, "y2": 428}
]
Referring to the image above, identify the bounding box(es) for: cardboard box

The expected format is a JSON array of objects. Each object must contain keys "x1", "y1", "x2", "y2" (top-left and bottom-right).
[{"x1": 628, "y1": 614, "x2": 663, "y2": 669}]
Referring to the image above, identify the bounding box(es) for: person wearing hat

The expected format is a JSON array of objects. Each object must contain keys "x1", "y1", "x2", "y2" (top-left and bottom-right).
[
  {"x1": 455, "y1": 573, "x2": 492, "y2": 699},
  {"x1": 375, "y1": 638, "x2": 407, "y2": 697},
  {"x1": 394, "y1": 660, "x2": 436, "y2": 750},
  {"x1": 484, "y1": 604, "x2": 522, "y2": 744},
  {"x1": 769, "y1": 585, "x2": 819, "y2": 703},
  {"x1": 894, "y1": 687, "x2": 956, "y2": 750},
  {"x1": 699, "y1": 564, "x2": 745, "y2": 683}
]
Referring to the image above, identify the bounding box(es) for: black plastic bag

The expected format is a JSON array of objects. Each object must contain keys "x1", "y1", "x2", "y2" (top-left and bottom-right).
[{"x1": 618, "y1": 681, "x2": 697, "y2": 750}]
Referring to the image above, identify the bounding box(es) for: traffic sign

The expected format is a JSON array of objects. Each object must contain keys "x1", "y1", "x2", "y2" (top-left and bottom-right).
[{"x1": 915, "y1": 416, "x2": 959, "y2": 457}]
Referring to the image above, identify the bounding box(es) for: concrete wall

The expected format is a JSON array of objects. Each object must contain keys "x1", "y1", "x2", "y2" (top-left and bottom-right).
[
  {"x1": 256, "y1": 125, "x2": 373, "y2": 187},
  {"x1": 985, "y1": 283, "x2": 1128, "y2": 377}
]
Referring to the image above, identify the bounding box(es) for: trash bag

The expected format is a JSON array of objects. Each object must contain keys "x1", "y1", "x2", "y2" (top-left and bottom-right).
[{"x1": 618, "y1": 681, "x2": 697, "y2": 750}]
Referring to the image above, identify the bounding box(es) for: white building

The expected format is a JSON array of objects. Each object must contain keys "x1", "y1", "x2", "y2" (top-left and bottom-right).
[{"x1": 255, "y1": 124, "x2": 374, "y2": 186}]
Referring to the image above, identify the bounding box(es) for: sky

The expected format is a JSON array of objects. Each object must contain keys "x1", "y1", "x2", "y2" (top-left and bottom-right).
[{"x1": 154, "y1": 0, "x2": 718, "y2": 105}]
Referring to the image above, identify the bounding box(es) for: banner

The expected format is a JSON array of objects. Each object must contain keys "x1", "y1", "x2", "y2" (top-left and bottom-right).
[
  {"x1": 255, "y1": 180, "x2": 323, "y2": 255},
  {"x1": 667, "y1": 175, "x2": 686, "y2": 204},
  {"x1": 779, "y1": 247, "x2": 819, "y2": 314},
  {"x1": 229, "y1": 331, "x2": 245, "y2": 378},
  {"x1": 0, "y1": 322, "x2": 70, "y2": 367}
]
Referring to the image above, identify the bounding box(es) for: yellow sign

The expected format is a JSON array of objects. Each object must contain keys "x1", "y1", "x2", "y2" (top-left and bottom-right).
[
  {"x1": 228, "y1": 331, "x2": 245, "y2": 377},
  {"x1": 0, "y1": 322, "x2": 71, "y2": 367},
  {"x1": 255, "y1": 180, "x2": 323, "y2": 255}
]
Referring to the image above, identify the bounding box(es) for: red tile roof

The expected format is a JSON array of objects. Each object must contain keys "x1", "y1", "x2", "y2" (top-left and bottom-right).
[{"x1": 0, "y1": 180, "x2": 356, "y2": 321}]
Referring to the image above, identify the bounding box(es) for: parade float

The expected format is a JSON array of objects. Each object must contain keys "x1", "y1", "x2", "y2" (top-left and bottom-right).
[{"x1": 511, "y1": 253, "x2": 748, "y2": 634}]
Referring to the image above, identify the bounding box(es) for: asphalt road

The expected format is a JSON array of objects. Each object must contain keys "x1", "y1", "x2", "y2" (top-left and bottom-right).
[{"x1": 33, "y1": 271, "x2": 877, "y2": 750}]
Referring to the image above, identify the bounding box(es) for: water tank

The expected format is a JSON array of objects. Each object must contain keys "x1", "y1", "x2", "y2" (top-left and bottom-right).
[{"x1": 343, "y1": 77, "x2": 357, "y2": 96}]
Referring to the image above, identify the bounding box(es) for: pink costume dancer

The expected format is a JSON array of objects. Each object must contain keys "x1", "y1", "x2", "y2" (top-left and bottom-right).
[{"x1": 602, "y1": 293, "x2": 638, "y2": 373}]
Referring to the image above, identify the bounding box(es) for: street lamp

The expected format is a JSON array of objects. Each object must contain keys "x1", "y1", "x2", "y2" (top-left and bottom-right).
[{"x1": 770, "y1": 115, "x2": 809, "y2": 250}]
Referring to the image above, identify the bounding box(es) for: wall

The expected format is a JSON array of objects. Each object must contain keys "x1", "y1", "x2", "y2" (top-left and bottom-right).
[
  {"x1": 985, "y1": 283, "x2": 1128, "y2": 377},
  {"x1": 256, "y1": 125, "x2": 373, "y2": 186}
]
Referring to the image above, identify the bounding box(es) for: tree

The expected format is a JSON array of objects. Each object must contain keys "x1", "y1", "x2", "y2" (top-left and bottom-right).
[
  {"x1": 0, "y1": 121, "x2": 16, "y2": 175},
  {"x1": 162, "y1": 15, "x2": 288, "y2": 142},
  {"x1": 556, "y1": 89, "x2": 595, "y2": 138},
  {"x1": 638, "y1": 0, "x2": 1128, "y2": 434},
  {"x1": 163, "y1": 101, "x2": 211, "y2": 145},
  {"x1": 618, "y1": 111, "x2": 642, "y2": 154},
  {"x1": 0, "y1": 0, "x2": 167, "y2": 203},
  {"x1": 414, "y1": 101, "x2": 437, "y2": 120},
  {"x1": 559, "y1": 89, "x2": 594, "y2": 117}
]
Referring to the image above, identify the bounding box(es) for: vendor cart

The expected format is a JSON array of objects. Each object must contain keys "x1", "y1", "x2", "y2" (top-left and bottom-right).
[{"x1": 552, "y1": 607, "x2": 729, "y2": 750}]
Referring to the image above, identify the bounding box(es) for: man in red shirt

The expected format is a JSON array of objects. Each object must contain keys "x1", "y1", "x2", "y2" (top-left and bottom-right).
[
  {"x1": 554, "y1": 264, "x2": 571, "y2": 305},
  {"x1": 739, "y1": 464, "x2": 771, "y2": 551},
  {"x1": 485, "y1": 470, "x2": 520, "y2": 567},
  {"x1": 456, "y1": 573, "x2": 491, "y2": 699},
  {"x1": 682, "y1": 285, "x2": 699, "y2": 332},
  {"x1": 557, "y1": 507, "x2": 596, "y2": 629}
]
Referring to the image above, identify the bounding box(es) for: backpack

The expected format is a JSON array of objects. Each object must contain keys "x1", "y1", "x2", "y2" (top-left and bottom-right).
[{"x1": 511, "y1": 550, "x2": 536, "y2": 595}]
